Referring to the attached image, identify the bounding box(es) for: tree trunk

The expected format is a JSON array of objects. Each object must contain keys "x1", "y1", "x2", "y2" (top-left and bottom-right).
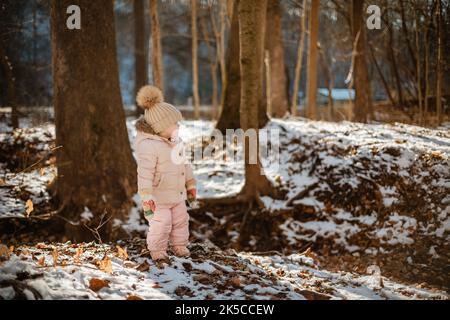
[
  {"x1": 291, "y1": 0, "x2": 307, "y2": 116},
  {"x1": 191, "y1": 0, "x2": 200, "y2": 119},
  {"x1": 216, "y1": 0, "x2": 241, "y2": 133},
  {"x1": 238, "y1": 0, "x2": 275, "y2": 198},
  {"x1": 200, "y1": 15, "x2": 219, "y2": 116},
  {"x1": 0, "y1": 39, "x2": 18, "y2": 128},
  {"x1": 351, "y1": 0, "x2": 373, "y2": 123},
  {"x1": 370, "y1": 46, "x2": 395, "y2": 108},
  {"x1": 414, "y1": 3, "x2": 423, "y2": 124},
  {"x1": 306, "y1": 0, "x2": 319, "y2": 120},
  {"x1": 238, "y1": 0, "x2": 280, "y2": 247},
  {"x1": 210, "y1": 1, "x2": 227, "y2": 106},
  {"x1": 385, "y1": 3, "x2": 404, "y2": 108},
  {"x1": 149, "y1": 0, "x2": 164, "y2": 92},
  {"x1": 264, "y1": 50, "x2": 272, "y2": 116},
  {"x1": 319, "y1": 45, "x2": 334, "y2": 120},
  {"x1": 134, "y1": 0, "x2": 147, "y2": 116},
  {"x1": 51, "y1": 0, "x2": 137, "y2": 241},
  {"x1": 424, "y1": 6, "x2": 431, "y2": 124},
  {"x1": 399, "y1": 0, "x2": 417, "y2": 80},
  {"x1": 436, "y1": 0, "x2": 443, "y2": 125},
  {"x1": 265, "y1": 0, "x2": 289, "y2": 118},
  {"x1": 0, "y1": 41, "x2": 18, "y2": 128}
]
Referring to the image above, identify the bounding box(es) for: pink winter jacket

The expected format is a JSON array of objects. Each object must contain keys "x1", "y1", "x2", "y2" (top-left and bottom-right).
[{"x1": 134, "y1": 117, "x2": 196, "y2": 204}]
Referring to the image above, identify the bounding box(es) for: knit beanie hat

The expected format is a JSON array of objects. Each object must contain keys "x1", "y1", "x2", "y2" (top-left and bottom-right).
[{"x1": 136, "y1": 85, "x2": 183, "y2": 134}]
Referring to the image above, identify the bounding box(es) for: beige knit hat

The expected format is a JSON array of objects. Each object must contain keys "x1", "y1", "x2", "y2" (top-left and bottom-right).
[{"x1": 136, "y1": 85, "x2": 182, "y2": 134}]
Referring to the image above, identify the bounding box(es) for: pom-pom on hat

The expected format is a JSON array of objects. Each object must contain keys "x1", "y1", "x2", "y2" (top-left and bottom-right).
[{"x1": 136, "y1": 85, "x2": 182, "y2": 134}]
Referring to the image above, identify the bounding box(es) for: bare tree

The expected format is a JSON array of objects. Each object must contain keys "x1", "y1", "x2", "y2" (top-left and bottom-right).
[
  {"x1": 200, "y1": 13, "x2": 219, "y2": 115},
  {"x1": 351, "y1": 0, "x2": 373, "y2": 123},
  {"x1": 209, "y1": 0, "x2": 227, "y2": 107},
  {"x1": 265, "y1": 0, "x2": 289, "y2": 117},
  {"x1": 149, "y1": 0, "x2": 164, "y2": 91},
  {"x1": 237, "y1": 0, "x2": 281, "y2": 245},
  {"x1": 436, "y1": 0, "x2": 443, "y2": 125},
  {"x1": 191, "y1": 0, "x2": 200, "y2": 119},
  {"x1": 134, "y1": 0, "x2": 147, "y2": 116},
  {"x1": 414, "y1": 2, "x2": 424, "y2": 124},
  {"x1": 0, "y1": 41, "x2": 18, "y2": 128},
  {"x1": 291, "y1": 0, "x2": 307, "y2": 116},
  {"x1": 306, "y1": 0, "x2": 319, "y2": 120},
  {"x1": 216, "y1": 0, "x2": 241, "y2": 133},
  {"x1": 51, "y1": 0, "x2": 137, "y2": 241}
]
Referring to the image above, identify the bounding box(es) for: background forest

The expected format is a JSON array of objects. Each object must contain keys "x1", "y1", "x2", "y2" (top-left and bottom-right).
[{"x1": 0, "y1": 0, "x2": 449, "y2": 301}]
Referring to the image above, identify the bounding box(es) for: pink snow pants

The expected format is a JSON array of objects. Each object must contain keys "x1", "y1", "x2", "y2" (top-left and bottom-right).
[{"x1": 146, "y1": 201, "x2": 190, "y2": 252}]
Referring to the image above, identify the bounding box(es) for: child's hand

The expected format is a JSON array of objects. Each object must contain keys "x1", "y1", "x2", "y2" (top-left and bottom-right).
[
  {"x1": 143, "y1": 199, "x2": 156, "y2": 212},
  {"x1": 187, "y1": 188, "x2": 197, "y2": 202}
]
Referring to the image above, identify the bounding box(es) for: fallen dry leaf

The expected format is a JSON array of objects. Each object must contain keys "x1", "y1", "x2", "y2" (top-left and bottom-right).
[
  {"x1": 174, "y1": 286, "x2": 194, "y2": 297},
  {"x1": 230, "y1": 276, "x2": 241, "y2": 287},
  {"x1": 74, "y1": 248, "x2": 83, "y2": 264},
  {"x1": 126, "y1": 295, "x2": 143, "y2": 300},
  {"x1": 123, "y1": 261, "x2": 137, "y2": 268},
  {"x1": 193, "y1": 274, "x2": 212, "y2": 285},
  {"x1": 20, "y1": 248, "x2": 31, "y2": 256},
  {"x1": 52, "y1": 248, "x2": 59, "y2": 267},
  {"x1": 0, "y1": 244, "x2": 10, "y2": 261},
  {"x1": 136, "y1": 261, "x2": 150, "y2": 272},
  {"x1": 89, "y1": 278, "x2": 110, "y2": 292},
  {"x1": 116, "y1": 245, "x2": 128, "y2": 260},
  {"x1": 25, "y1": 199, "x2": 34, "y2": 217},
  {"x1": 152, "y1": 283, "x2": 162, "y2": 289},
  {"x1": 96, "y1": 256, "x2": 112, "y2": 274},
  {"x1": 37, "y1": 256, "x2": 46, "y2": 267}
]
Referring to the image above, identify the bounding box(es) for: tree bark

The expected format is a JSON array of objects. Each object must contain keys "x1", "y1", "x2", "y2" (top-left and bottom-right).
[
  {"x1": 413, "y1": 3, "x2": 423, "y2": 124},
  {"x1": 191, "y1": 0, "x2": 200, "y2": 119},
  {"x1": 291, "y1": 0, "x2": 307, "y2": 116},
  {"x1": 370, "y1": 46, "x2": 395, "y2": 108},
  {"x1": 423, "y1": 4, "x2": 431, "y2": 124},
  {"x1": 385, "y1": 2, "x2": 403, "y2": 108},
  {"x1": 238, "y1": 0, "x2": 275, "y2": 198},
  {"x1": 265, "y1": 0, "x2": 289, "y2": 118},
  {"x1": 0, "y1": 41, "x2": 18, "y2": 129},
  {"x1": 319, "y1": 44, "x2": 334, "y2": 119},
  {"x1": 351, "y1": 0, "x2": 373, "y2": 123},
  {"x1": 149, "y1": 0, "x2": 164, "y2": 92},
  {"x1": 51, "y1": 0, "x2": 137, "y2": 241},
  {"x1": 209, "y1": 1, "x2": 227, "y2": 107},
  {"x1": 436, "y1": 0, "x2": 443, "y2": 125},
  {"x1": 399, "y1": 0, "x2": 418, "y2": 80},
  {"x1": 237, "y1": 0, "x2": 281, "y2": 247},
  {"x1": 216, "y1": 0, "x2": 241, "y2": 133},
  {"x1": 200, "y1": 14, "x2": 219, "y2": 116},
  {"x1": 306, "y1": 0, "x2": 319, "y2": 120},
  {"x1": 134, "y1": 0, "x2": 147, "y2": 116}
]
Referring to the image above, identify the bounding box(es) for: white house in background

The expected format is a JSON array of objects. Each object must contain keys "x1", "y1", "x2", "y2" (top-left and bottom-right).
[
  {"x1": 317, "y1": 88, "x2": 355, "y2": 106},
  {"x1": 297, "y1": 88, "x2": 355, "y2": 108}
]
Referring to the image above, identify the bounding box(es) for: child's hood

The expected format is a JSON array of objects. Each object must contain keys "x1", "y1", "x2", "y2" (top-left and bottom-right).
[{"x1": 135, "y1": 115, "x2": 176, "y2": 147}]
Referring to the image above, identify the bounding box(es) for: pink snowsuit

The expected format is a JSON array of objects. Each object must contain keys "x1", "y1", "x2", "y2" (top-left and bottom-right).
[{"x1": 134, "y1": 117, "x2": 196, "y2": 252}]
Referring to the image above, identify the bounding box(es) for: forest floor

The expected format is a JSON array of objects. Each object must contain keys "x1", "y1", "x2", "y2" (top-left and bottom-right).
[{"x1": 0, "y1": 114, "x2": 449, "y2": 299}]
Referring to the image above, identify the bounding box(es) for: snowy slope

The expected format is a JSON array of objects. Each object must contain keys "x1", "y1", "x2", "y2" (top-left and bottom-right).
[
  {"x1": 0, "y1": 241, "x2": 447, "y2": 300},
  {"x1": 1, "y1": 117, "x2": 449, "y2": 299}
]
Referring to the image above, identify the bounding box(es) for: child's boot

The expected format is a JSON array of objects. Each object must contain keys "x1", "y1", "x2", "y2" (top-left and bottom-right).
[
  {"x1": 150, "y1": 250, "x2": 169, "y2": 262},
  {"x1": 172, "y1": 246, "x2": 190, "y2": 257}
]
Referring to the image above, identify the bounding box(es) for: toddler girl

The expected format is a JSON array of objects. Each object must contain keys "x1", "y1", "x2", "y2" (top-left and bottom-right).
[{"x1": 134, "y1": 85, "x2": 196, "y2": 262}]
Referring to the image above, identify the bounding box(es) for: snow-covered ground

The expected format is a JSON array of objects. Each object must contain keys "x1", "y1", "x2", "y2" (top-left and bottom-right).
[
  {"x1": 0, "y1": 241, "x2": 447, "y2": 300},
  {"x1": 0, "y1": 116, "x2": 449, "y2": 299}
]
